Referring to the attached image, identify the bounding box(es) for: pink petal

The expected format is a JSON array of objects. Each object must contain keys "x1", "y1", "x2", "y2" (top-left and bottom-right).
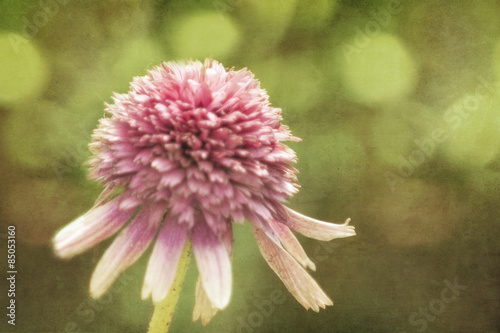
[
  {"x1": 195, "y1": 81, "x2": 213, "y2": 106},
  {"x1": 119, "y1": 195, "x2": 143, "y2": 211},
  {"x1": 253, "y1": 227, "x2": 333, "y2": 312},
  {"x1": 151, "y1": 157, "x2": 176, "y2": 172},
  {"x1": 219, "y1": 221, "x2": 233, "y2": 256},
  {"x1": 52, "y1": 197, "x2": 134, "y2": 259},
  {"x1": 268, "y1": 219, "x2": 316, "y2": 271},
  {"x1": 192, "y1": 222, "x2": 232, "y2": 324},
  {"x1": 191, "y1": 220, "x2": 232, "y2": 310},
  {"x1": 141, "y1": 216, "x2": 188, "y2": 303},
  {"x1": 282, "y1": 207, "x2": 355, "y2": 241},
  {"x1": 159, "y1": 169, "x2": 185, "y2": 187},
  {"x1": 90, "y1": 205, "x2": 164, "y2": 299}
]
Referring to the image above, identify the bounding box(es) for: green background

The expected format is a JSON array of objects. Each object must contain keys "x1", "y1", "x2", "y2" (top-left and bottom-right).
[{"x1": 1, "y1": 0, "x2": 499, "y2": 332}]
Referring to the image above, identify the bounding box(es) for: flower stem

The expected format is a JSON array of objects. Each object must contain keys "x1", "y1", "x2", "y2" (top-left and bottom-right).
[{"x1": 147, "y1": 242, "x2": 192, "y2": 333}]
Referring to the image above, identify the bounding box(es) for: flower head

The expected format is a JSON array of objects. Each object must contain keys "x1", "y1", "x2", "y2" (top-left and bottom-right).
[{"x1": 53, "y1": 59, "x2": 355, "y2": 323}]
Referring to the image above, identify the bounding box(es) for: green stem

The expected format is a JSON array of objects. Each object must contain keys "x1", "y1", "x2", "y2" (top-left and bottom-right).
[{"x1": 147, "y1": 242, "x2": 192, "y2": 333}]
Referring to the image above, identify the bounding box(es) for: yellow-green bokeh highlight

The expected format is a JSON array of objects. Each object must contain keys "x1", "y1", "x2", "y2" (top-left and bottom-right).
[
  {"x1": 100, "y1": 37, "x2": 167, "y2": 94},
  {"x1": 441, "y1": 94, "x2": 500, "y2": 168},
  {"x1": 0, "y1": 33, "x2": 48, "y2": 103},
  {"x1": 250, "y1": 53, "x2": 326, "y2": 113},
  {"x1": 167, "y1": 11, "x2": 239, "y2": 61},
  {"x1": 492, "y1": 38, "x2": 500, "y2": 84},
  {"x1": 338, "y1": 33, "x2": 418, "y2": 105}
]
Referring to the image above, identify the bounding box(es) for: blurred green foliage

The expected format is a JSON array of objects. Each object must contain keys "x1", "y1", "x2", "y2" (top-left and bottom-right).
[{"x1": 1, "y1": 0, "x2": 500, "y2": 332}]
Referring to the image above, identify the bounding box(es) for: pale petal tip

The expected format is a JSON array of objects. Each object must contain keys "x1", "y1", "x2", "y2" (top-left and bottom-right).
[
  {"x1": 210, "y1": 289, "x2": 231, "y2": 310},
  {"x1": 317, "y1": 302, "x2": 333, "y2": 313},
  {"x1": 88, "y1": 256, "x2": 120, "y2": 301},
  {"x1": 141, "y1": 284, "x2": 152, "y2": 301},
  {"x1": 89, "y1": 263, "x2": 116, "y2": 299},
  {"x1": 192, "y1": 311, "x2": 216, "y2": 326},
  {"x1": 52, "y1": 249, "x2": 69, "y2": 260},
  {"x1": 342, "y1": 218, "x2": 356, "y2": 236},
  {"x1": 309, "y1": 295, "x2": 333, "y2": 312},
  {"x1": 201, "y1": 318, "x2": 212, "y2": 326},
  {"x1": 51, "y1": 229, "x2": 78, "y2": 260},
  {"x1": 89, "y1": 280, "x2": 106, "y2": 300},
  {"x1": 141, "y1": 283, "x2": 170, "y2": 304},
  {"x1": 192, "y1": 278, "x2": 220, "y2": 325},
  {"x1": 51, "y1": 234, "x2": 66, "y2": 258},
  {"x1": 151, "y1": 289, "x2": 170, "y2": 304},
  {"x1": 306, "y1": 258, "x2": 317, "y2": 271}
]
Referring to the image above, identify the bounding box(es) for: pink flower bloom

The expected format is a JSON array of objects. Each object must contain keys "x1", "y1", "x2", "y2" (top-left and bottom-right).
[{"x1": 53, "y1": 59, "x2": 355, "y2": 323}]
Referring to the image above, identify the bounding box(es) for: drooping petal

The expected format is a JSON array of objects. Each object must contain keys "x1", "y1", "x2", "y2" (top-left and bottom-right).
[
  {"x1": 191, "y1": 219, "x2": 232, "y2": 310},
  {"x1": 141, "y1": 215, "x2": 189, "y2": 303},
  {"x1": 192, "y1": 278, "x2": 219, "y2": 326},
  {"x1": 282, "y1": 207, "x2": 355, "y2": 241},
  {"x1": 253, "y1": 227, "x2": 333, "y2": 312},
  {"x1": 268, "y1": 219, "x2": 316, "y2": 271},
  {"x1": 52, "y1": 197, "x2": 134, "y2": 259},
  {"x1": 193, "y1": 222, "x2": 233, "y2": 324},
  {"x1": 90, "y1": 205, "x2": 164, "y2": 299}
]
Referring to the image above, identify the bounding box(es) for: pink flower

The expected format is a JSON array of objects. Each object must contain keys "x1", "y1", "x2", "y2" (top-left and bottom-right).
[{"x1": 53, "y1": 59, "x2": 355, "y2": 323}]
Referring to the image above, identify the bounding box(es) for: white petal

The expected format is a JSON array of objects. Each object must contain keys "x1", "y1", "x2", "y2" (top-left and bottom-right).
[
  {"x1": 141, "y1": 217, "x2": 188, "y2": 303},
  {"x1": 192, "y1": 222, "x2": 232, "y2": 324},
  {"x1": 191, "y1": 221, "x2": 232, "y2": 309},
  {"x1": 283, "y1": 207, "x2": 355, "y2": 241},
  {"x1": 269, "y1": 219, "x2": 316, "y2": 271},
  {"x1": 52, "y1": 197, "x2": 133, "y2": 259},
  {"x1": 90, "y1": 205, "x2": 162, "y2": 298},
  {"x1": 192, "y1": 278, "x2": 219, "y2": 326},
  {"x1": 254, "y1": 227, "x2": 333, "y2": 312}
]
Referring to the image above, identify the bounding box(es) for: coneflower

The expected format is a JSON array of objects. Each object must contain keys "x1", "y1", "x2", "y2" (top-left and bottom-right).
[{"x1": 53, "y1": 59, "x2": 355, "y2": 325}]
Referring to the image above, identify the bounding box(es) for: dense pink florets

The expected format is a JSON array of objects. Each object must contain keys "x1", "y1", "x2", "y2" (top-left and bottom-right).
[
  {"x1": 53, "y1": 59, "x2": 355, "y2": 321},
  {"x1": 89, "y1": 59, "x2": 299, "y2": 231}
]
